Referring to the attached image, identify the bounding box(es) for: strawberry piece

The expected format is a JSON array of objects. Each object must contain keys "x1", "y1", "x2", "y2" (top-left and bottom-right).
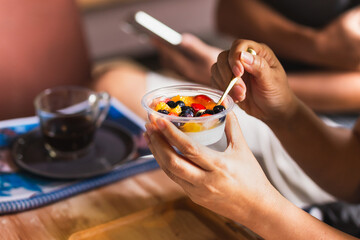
[
  {"x1": 194, "y1": 94, "x2": 212, "y2": 104},
  {"x1": 191, "y1": 103, "x2": 206, "y2": 114}
]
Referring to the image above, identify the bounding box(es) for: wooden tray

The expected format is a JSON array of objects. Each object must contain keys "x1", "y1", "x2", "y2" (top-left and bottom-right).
[{"x1": 69, "y1": 197, "x2": 261, "y2": 240}]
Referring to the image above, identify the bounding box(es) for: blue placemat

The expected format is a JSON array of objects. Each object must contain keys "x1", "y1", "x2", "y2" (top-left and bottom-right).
[{"x1": 0, "y1": 98, "x2": 158, "y2": 215}]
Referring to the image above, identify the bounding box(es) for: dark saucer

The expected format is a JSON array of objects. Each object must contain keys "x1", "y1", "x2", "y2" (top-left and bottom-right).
[{"x1": 12, "y1": 121, "x2": 136, "y2": 179}]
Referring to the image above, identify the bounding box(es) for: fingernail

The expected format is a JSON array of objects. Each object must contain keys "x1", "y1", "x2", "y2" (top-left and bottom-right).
[
  {"x1": 156, "y1": 118, "x2": 166, "y2": 130},
  {"x1": 241, "y1": 51, "x2": 254, "y2": 65},
  {"x1": 232, "y1": 65, "x2": 242, "y2": 77}
]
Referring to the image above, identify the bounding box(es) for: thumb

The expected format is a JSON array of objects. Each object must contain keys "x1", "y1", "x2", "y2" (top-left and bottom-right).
[{"x1": 224, "y1": 112, "x2": 246, "y2": 151}]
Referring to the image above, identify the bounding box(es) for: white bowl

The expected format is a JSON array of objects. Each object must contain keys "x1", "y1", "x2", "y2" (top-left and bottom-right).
[{"x1": 141, "y1": 85, "x2": 234, "y2": 145}]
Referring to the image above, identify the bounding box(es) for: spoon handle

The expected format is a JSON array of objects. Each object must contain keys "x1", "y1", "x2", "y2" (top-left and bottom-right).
[{"x1": 216, "y1": 77, "x2": 238, "y2": 105}]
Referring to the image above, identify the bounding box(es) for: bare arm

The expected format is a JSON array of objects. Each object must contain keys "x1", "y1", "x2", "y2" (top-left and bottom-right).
[
  {"x1": 216, "y1": 0, "x2": 360, "y2": 70},
  {"x1": 288, "y1": 71, "x2": 360, "y2": 112},
  {"x1": 216, "y1": 0, "x2": 318, "y2": 64}
]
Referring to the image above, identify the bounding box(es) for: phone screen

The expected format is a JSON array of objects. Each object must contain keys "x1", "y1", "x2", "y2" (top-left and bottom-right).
[{"x1": 130, "y1": 11, "x2": 183, "y2": 46}]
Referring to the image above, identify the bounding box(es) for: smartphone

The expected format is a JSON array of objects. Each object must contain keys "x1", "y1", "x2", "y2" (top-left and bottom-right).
[{"x1": 122, "y1": 11, "x2": 183, "y2": 46}]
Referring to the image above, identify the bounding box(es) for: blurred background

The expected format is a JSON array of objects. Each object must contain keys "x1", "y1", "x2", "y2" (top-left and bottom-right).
[{"x1": 78, "y1": 0, "x2": 230, "y2": 67}]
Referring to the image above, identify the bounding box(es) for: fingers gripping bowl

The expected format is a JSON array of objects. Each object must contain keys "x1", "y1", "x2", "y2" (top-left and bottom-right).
[{"x1": 142, "y1": 85, "x2": 234, "y2": 145}]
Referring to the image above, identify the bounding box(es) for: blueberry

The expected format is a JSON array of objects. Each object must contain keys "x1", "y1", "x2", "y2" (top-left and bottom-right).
[
  {"x1": 219, "y1": 116, "x2": 226, "y2": 123},
  {"x1": 179, "y1": 109, "x2": 194, "y2": 117},
  {"x1": 176, "y1": 101, "x2": 185, "y2": 108},
  {"x1": 204, "y1": 109, "x2": 214, "y2": 115},
  {"x1": 181, "y1": 106, "x2": 194, "y2": 113},
  {"x1": 213, "y1": 105, "x2": 226, "y2": 114},
  {"x1": 157, "y1": 110, "x2": 169, "y2": 114},
  {"x1": 195, "y1": 111, "x2": 203, "y2": 117},
  {"x1": 195, "y1": 109, "x2": 213, "y2": 117},
  {"x1": 166, "y1": 101, "x2": 177, "y2": 108}
]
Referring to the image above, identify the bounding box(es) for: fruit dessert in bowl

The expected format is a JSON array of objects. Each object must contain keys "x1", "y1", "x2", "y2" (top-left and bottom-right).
[{"x1": 141, "y1": 85, "x2": 234, "y2": 145}]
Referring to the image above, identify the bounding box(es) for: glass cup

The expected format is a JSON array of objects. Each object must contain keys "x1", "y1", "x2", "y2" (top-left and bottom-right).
[
  {"x1": 141, "y1": 85, "x2": 234, "y2": 146},
  {"x1": 34, "y1": 86, "x2": 111, "y2": 159}
]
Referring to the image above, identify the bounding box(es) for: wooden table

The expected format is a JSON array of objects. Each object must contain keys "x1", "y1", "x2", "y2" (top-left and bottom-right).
[
  {"x1": 0, "y1": 169, "x2": 185, "y2": 240},
  {"x1": 0, "y1": 168, "x2": 260, "y2": 240}
]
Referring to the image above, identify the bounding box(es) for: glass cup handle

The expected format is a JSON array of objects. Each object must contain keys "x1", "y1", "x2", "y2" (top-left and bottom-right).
[{"x1": 95, "y1": 91, "x2": 111, "y2": 127}]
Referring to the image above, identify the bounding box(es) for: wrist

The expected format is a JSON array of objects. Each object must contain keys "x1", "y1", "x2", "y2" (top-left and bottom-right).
[
  {"x1": 264, "y1": 93, "x2": 301, "y2": 129},
  {"x1": 241, "y1": 184, "x2": 286, "y2": 237}
]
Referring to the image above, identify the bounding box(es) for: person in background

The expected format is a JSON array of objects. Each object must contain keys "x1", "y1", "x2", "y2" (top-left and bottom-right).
[{"x1": 144, "y1": 39, "x2": 360, "y2": 239}]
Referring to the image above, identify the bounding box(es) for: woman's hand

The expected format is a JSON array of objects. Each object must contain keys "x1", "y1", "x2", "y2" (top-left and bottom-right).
[
  {"x1": 144, "y1": 112, "x2": 275, "y2": 223},
  {"x1": 211, "y1": 39, "x2": 298, "y2": 124},
  {"x1": 153, "y1": 33, "x2": 222, "y2": 86}
]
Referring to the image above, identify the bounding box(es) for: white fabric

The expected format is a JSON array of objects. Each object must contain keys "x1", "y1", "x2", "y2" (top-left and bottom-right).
[{"x1": 146, "y1": 71, "x2": 336, "y2": 208}]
